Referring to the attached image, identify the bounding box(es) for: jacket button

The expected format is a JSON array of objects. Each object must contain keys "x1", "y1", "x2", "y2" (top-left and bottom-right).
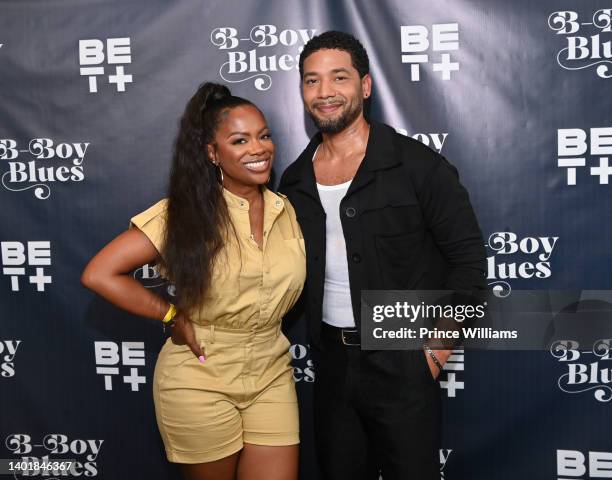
[
  {"x1": 345, "y1": 207, "x2": 356, "y2": 218},
  {"x1": 351, "y1": 253, "x2": 362, "y2": 263}
]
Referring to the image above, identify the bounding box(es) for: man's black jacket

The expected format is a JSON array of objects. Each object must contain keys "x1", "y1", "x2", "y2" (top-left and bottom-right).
[{"x1": 278, "y1": 121, "x2": 487, "y2": 348}]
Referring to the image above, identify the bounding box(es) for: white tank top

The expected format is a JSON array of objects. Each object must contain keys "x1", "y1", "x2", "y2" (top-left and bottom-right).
[{"x1": 316, "y1": 178, "x2": 355, "y2": 328}]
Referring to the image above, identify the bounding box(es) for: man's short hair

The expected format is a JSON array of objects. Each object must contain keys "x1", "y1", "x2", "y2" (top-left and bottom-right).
[{"x1": 299, "y1": 31, "x2": 370, "y2": 79}]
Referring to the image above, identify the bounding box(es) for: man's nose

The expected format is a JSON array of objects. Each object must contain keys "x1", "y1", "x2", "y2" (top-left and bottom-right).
[{"x1": 318, "y1": 78, "x2": 336, "y2": 99}]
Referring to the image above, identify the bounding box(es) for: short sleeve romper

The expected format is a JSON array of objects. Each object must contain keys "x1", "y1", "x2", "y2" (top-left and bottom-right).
[{"x1": 130, "y1": 187, "x2": 306, "y2": 464}]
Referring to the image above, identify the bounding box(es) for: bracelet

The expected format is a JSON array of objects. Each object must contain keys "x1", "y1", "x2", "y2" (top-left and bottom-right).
[
  {"x1": 162, "y1": 303, "x2": 177, "y2": 332},
  {"x1": 423, "y1": 344, "x2": 443, "y2": 371}
]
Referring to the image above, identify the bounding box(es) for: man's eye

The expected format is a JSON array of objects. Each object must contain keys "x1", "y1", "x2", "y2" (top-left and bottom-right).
[
  {"x1": 305, "y1": 79, "x2": 317, "y2": 85},
  {"x1": 335, "y1": 76, "x2": 347, "y2": 81}
]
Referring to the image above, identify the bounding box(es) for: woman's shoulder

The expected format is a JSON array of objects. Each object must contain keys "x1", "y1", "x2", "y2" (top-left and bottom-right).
[
  {"x1": 274, "y1": 192, "x2": 304, "y2": 240},
  {"x1": 275, "y1": 191, "x2": 294, "y2": 213},
  {"x1": 130, "y1": 198, "x2": 168, "y2": 227},
  {"x1": 275, "y1": 191, "x2": 299, "y2": 224},
  {"x1": 129, "y1": 200, "x2": 169, "y2": 254}
]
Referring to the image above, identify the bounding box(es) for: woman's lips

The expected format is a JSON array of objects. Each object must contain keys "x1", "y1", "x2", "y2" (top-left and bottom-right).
[{"x1": 243, "y1": 158, "x2": 270, "y2": 172}]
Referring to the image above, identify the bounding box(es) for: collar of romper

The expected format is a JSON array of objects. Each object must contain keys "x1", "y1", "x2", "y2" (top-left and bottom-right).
[{"x1": 222, "y1": 186, "x2": 285, "y2": 213}]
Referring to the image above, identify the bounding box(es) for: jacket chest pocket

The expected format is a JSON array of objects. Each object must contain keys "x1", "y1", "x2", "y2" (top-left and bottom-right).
[
  {"x1": 374, "y1": 230, "x2": 427, "y2": 288},
  {"x1": 357, "y1": 193, "x2": 426, "y2": 288},
  {"x1": 358, "y1": 195, "x2": 423, "y2": 237}
]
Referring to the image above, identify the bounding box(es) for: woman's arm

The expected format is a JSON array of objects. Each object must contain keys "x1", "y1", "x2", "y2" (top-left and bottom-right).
[
  {"x1": 82, "y1": 228, "x2": 206, "y2": 362},
  {"x1": 81, "y1": 228, "x2": 169, "y2": 322}
]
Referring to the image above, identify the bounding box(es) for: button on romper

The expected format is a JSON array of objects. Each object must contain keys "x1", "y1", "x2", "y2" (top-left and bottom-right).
[{"x1": 129, "y1": 187, "x2": 306, "y2": 464}]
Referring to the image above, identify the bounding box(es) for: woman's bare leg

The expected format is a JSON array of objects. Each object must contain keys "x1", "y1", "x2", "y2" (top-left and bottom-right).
[
  {"x1": 236, "y1": 444, "x2": 298, "y2": 480},
  {"x1": 179, "y1": 451, "x2": 241, "y2": 480}
]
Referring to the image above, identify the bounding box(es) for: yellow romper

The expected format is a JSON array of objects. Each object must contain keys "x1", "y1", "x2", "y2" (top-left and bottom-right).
[{"x1": 130, "y1": 187, "x2": 306, "y2": 464}]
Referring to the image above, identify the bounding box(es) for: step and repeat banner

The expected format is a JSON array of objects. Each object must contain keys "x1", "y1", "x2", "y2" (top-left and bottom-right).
[{"x1": 1, "y1": 1, "x2": 611, "y2": 479}]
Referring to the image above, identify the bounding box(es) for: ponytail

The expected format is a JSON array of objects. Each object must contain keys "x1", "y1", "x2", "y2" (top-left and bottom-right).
[{"x1": 160, "y1": 82, "x2": 252, "y2": 313}]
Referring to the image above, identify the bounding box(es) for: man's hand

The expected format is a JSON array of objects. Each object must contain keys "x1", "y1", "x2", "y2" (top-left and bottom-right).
[{"x1": 423, "y1": 348, "x2": 451, "y2": 380}]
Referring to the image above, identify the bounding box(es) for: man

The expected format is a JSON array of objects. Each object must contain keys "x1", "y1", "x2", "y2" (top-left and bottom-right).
[{"x1": 279, "y1": 31, "x2": 486, "y2": 480}]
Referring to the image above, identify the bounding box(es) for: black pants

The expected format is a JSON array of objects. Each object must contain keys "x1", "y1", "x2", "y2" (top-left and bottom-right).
[{"x1": 313, "y1": 325, "x2": 441, "y2": 480}]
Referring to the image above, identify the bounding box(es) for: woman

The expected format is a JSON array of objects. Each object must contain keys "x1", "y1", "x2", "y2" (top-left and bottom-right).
[{"x1": 81, "y1": 83, "x2": 305, "y2": 480}]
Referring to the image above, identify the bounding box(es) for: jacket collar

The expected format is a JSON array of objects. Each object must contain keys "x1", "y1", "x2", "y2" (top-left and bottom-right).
[{"x1": 282, "y1": 120, "x2": 400, "y2": 201}]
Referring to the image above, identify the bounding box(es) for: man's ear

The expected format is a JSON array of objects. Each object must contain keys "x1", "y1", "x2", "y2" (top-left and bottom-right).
[{"x1": 362, "y1": 73, "x2": 372, "y2": 99}]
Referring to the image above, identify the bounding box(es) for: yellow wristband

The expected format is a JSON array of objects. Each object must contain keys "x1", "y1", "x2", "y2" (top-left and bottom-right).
[{"x1": 163, "y1": 303, "x2": 177, "y2": 324}]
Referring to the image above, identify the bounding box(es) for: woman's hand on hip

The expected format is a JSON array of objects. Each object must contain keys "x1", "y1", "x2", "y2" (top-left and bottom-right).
[{"x1": 171, "y1": 314, "x2": 205, "y2": 362}]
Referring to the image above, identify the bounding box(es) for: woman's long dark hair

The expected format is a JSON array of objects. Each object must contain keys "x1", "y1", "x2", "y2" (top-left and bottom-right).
[{"x1": 160, "y1": 82, "x2": 253, "y2": 313}]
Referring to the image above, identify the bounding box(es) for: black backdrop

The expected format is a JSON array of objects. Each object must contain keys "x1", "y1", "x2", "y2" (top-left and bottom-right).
[{"x1": 1, "y1": 1, "x2": 611, "y2": 479}]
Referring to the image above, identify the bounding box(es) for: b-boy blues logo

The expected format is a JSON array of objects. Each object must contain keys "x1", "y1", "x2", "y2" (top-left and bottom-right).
[
  {"x1": 548, "y1": 9, "x2": 612, "y2": 78},
  {"x1": 290, "y1": 343, "x2": 314, "y2": 383},
  {"x1": 0, "y1": 340, "x2": 20, "y2": 378},
  {"x1": 486, "y1": 232, "x2": 559, "y2": 296},
  {"x1": 440, "y1": 449, "x2": 452, "y2": 479},
  {"x1": 210, "y1": 25, "x2": 316, "y2": 90},
  {"x1": 394, "y1": 128, "x2": 449, "y2": 153},
  {"x1": 4, "y1": 433, "x2": 104, "y2": 477},
  {"x1": 133, "y1": 263, "x2": 175, "y2": 297},
  {"x1": 551, "y1": 339, "x2": 612, "y2": 402},
  {"x1": 0, "y1": 138, "x2": 87, "y2": 199}
]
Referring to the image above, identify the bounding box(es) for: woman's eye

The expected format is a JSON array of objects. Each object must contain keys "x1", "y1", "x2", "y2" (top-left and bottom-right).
[
  {"x1": 261, "y1": 133, "x2": 272, "y2": 140},
  {"x1": 232, "y1": 138, "x2": 246, "y2": 145}
]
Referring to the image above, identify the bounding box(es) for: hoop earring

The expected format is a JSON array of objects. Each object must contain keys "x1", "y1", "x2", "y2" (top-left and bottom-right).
[{"x1": 214, "y1": 162, "x2": 224, "y2": 184}]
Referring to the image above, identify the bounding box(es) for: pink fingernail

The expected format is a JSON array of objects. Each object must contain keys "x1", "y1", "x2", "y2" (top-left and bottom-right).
[{"x1": 199, "y1": 355, "x2": 206, "y2": 364}]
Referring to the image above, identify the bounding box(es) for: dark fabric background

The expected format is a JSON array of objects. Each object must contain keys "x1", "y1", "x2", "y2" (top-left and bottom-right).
[{"x1": 1, "y1": 1, "x2": 610, "y2": 478}]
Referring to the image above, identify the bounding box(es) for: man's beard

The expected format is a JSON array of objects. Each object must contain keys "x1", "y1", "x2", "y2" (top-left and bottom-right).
[{"x1": 309, "y1": 97, "x2": 362, "y2": 134}]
